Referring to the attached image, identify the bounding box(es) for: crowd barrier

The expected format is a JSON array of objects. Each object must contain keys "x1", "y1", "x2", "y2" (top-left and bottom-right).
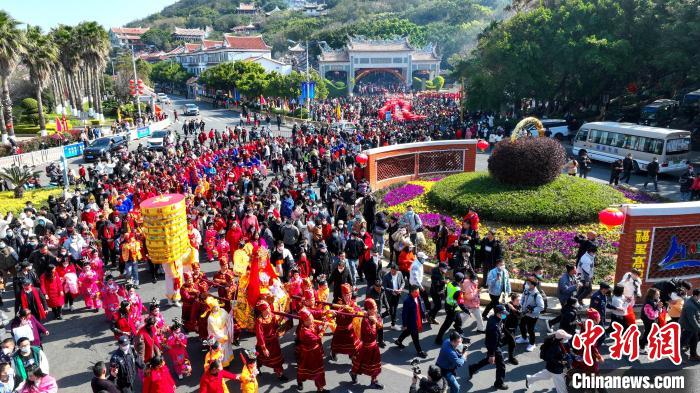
[
  {"x1": 363, "y1": 139, "x2": 477, "y2": 190},
  {"x1": 0, "y1": 118, "x2": 172, "y2": 169}
]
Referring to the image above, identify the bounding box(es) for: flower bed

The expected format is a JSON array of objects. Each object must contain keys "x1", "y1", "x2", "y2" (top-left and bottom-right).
[
  {"x1": 383, "y1": 183, "x2": 425, "y2": 206},
  {"x1": 427, "y1": 172, "x2": 627, "y2": 225},
  {"x1": 613, "y1": 185, "x2": 663, "y2": 203},
  {"x1": 374, "y1": 175, "x2": 632, "y2": 283}
]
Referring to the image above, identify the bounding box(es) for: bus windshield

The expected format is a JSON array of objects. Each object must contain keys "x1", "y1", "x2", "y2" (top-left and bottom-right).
[{"x1": 666, "y1": 137, "x2": 690, "y2": 154}]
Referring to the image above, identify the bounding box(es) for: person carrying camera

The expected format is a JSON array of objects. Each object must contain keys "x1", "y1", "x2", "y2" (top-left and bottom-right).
[
  {"x1": 436, "y1": 331, "x2": 469, "y2": 393},
  {"x1": 409, "y1": 365, "x2": 446, "y2": 393}
]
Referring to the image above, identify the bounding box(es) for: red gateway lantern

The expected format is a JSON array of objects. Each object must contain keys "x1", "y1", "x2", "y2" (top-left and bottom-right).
[
  {"x1": 598, "y1": 207, "x2": 624, "y2": 229},
  {"x1": 356, "y1": 153, "x2": 368, "y2": 166},
  {"x1": 129, "y1": 79, "x2": 136, "y2": 96},
  {"x1": 476, "y1": 139, "x2": 489, "y2": 151}
]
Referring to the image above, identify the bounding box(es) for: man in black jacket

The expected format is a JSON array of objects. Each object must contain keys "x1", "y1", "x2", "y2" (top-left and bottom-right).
[
  {"x1": 109, "y1": 336, "x2": 144, "y2": 393},
  {"x1": 428, "y1": 263, "x2": 448, "y2": 324},
  {"x1": 621, "y1": 153, "x2": 634, "y2": 184},
  {"x1": 344, "y1": 232, "x2": 365, "y2": 283},
  {"x1": 312, "y1": 242, "x2": 332, "y2": 282},
  {"x1": 383, "y1": 264, "x2": 405, "y2": 330},
  {"x1": 644, "y1": 157, "x2": 660, "y2": 191},
  {"x1": 525, "y1": 329, "x2": 571, "y2": 393},
  {"x1": 478, "y1": 230, "x2": 502, "y2": 286},
  {"x1": 328, "y1": 258, "x2": 354, "y2": 302},
  {"x1": 91, "y1": 361, "x2": 119, "y2": 393},
  {"x1": 468, "y1": 304, "x2": 509, "y2": 390}
]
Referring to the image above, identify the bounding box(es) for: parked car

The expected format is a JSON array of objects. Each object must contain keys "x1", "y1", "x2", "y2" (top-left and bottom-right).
[
  {"x1": 83, "y1": 135, "x2": 127, "y2": 162},
  {"x1": 147, "y1": 130, "x2": 172, "y2": 151},
  {"x1": 183, "y1": 104, "x2": 199, "y2": 116},
  {"x1": 640, "y1": 99, "x2": 678, "y2": 127}
]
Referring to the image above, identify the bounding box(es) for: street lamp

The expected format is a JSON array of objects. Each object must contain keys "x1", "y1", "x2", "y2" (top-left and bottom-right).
[{"x1": 130, "y1": 45, "x2": 143, "y2": 121}]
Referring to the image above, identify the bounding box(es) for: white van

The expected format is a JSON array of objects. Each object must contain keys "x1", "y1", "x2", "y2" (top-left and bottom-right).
[{"x1": 572, "y1": 122, "x2": 691, "y2": 173}]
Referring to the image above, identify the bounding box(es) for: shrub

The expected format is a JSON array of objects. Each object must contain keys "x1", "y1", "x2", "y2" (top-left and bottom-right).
[
  {"x1": 0, "y1": 188, "x2": 64, "y2": 215},
  {"x1": 487, "y1": 137, "x2": 566, "y2": 187},
  {"x1": 427, "y1": 172, "x2": 627, "y2": 224}
]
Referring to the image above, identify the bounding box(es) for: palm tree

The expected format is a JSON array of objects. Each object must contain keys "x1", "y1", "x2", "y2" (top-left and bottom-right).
[
  {"x1": 0, "y1": 11, "x2": 26, "y2": 142},
  {"x1": 51, "y1": 25, "x2": 81, "y2": 114},
  {"x1": 75, "y1": 22, "x2": 110, "y2": 120},
  {"x1": 23, "y1": 26, "x2": 59, "y2": 136},
  {"x1": 0, "y1": 166, "x2": 41, "y2": 198}
]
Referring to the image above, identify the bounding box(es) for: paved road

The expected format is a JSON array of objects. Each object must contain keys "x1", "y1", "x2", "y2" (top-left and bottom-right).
[{"x1": 16, "y1": 97, "x2": 696, "y2": 392}]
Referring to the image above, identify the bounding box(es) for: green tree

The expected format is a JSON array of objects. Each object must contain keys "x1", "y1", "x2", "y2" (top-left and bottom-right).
[
  {"x1": 234, "y1": 61, "x2": 269, "y2": 99},
  {"x1": 0, "y1": 166, "x2": 41, "y2": 198},
  {"x1": 0, "y1": 11, "x2": 26, "y2": 139},
  {"x1": 140, "y1": 28, "x2": 172, "y2": 49},
  {"x1": 22, "y1": 26, "x2": 58, "y2": 134},
  {"x1": 74, "y1": 21, "x2": 110, "y2": 118},
  {"x1": 199, "y1": 62, "x2": 238, "y2": 91}
]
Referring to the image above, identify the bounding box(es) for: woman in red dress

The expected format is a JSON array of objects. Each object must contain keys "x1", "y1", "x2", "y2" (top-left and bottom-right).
[
  {"x1": 40, "y1": 264, "x2": 65, "y2": 320},
  {"x1": 254, "y1": 300, "x2": 287, "y2": 381},
  {"x1": 142, "y1": 356, "x2": 176, "y2": 393},
  {"x1": 330, "y1": 284, "x2": 361, "y2": 360},
  {"x1": 296, "y1": 308, "x2": 328, "y2": 392},
  {"x1": 350, "y1": 298, "x2": 383, "y2": 389}
]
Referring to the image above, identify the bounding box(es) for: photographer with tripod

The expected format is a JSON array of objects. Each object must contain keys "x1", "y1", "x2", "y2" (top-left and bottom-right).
[{"x1": 436, "y1": 331, "x2": 470, "y2": 393}]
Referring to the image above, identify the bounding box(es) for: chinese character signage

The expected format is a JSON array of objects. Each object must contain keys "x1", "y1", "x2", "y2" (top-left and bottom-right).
[
  {"x1": 137, "y1": 126, "x2": 151, "y2": 139},
  {"x1": 63, "y1": 142, "x2": 84, "y2": 158},
  {"x1": 646, "y1": 225, "x2": 700, "y2": 281},
  {"x1": 632, "y1": 229, "x2": 650, "y2": 273}
]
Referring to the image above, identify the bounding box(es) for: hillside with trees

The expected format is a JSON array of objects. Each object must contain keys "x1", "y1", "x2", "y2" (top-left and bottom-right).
[{"x1": 126, "y1": 0, "x2": 513, "y2": 66}]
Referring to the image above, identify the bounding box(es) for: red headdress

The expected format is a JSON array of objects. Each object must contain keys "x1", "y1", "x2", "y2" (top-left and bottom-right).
[{"x1": 341, "y1": 283, "x2": 352, "y2": 296}]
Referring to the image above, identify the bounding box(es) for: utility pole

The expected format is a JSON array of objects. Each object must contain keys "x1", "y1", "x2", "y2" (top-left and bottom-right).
[
  {"x1": 305, "y1": 40, "x2": 310, "y2": 120},
  {"x1": 460, "y1": 76, "x2": 465, "y2": 123},
  {"x1": 130, "y1": 45, "x2": 142, "y2": 120}
]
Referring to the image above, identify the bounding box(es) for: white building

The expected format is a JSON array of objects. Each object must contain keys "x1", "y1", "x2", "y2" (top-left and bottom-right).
[
  {"x1": 110, "y1": 27, "x2": 150, "y2": 48},
  {"x1": 172, "y1": 27, "x2": 208, "y2": 41},
  {"x1": 167, "y1": 35, "x2": 274, "y2": 76}
]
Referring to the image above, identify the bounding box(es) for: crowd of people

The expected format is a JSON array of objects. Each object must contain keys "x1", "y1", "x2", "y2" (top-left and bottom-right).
[{"x1": 0, "y1": 91, "x2": 697, "y2": 393}]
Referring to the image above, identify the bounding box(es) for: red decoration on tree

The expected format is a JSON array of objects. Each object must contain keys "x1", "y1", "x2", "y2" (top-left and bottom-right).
[
  {"x1": 598, "y1": 207, "x2": 624, "y2": 229},
  {"x1": 476, "y1": 139, "x2": 489, "y2": 151},
  {"x1": 356, "y1": 153, "x2": 368, "y2": 166}
]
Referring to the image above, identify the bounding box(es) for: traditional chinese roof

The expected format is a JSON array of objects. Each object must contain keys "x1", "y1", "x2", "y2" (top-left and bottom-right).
[
  {"x1": 173, "y1": 27, "x2": 206, "y2": 37},
  {"x1": 288, "y1": 43, "x2": 305, "y2": 53},
  {"x1": 347, "y1": 36, "x2": 413, "y2": 52},
  {"x1": 111, "y1": 27, "x2": 150, "y2": 36},
  {"x1": 318, "y1": 51, "x2": 349, "y2": 62},
  {"x1": 223, "y1": 34, "x2": 270, "y2": 50},
  {"x1": 184, "y1": 43, "x2": 201, "y2": 53},
  {"x1": 165, "y1": 45, "x2": 186, "y2": 55},
  {"x1": 202, "y1": 39, "x2": 224, "y2": 50},
  {"x1": 412, "y1": 52, "x2": 439, "y2": 61},
  {"x1": 238, "y1": 2, "x2": 257, "y2": 11},
  {"x1": 244, "y1": 55, "x2": 288, "y2": 65}
]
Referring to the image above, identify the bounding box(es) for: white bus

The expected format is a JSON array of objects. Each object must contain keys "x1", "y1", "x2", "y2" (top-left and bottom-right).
[{"x1": 572, "y1": 122, "x2": 691, "y2": 174}]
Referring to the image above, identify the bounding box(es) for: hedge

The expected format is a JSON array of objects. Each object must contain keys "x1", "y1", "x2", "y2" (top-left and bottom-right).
[
  {"x1": 427, "y1": 172, "x2": 627, "y2": 225},
  {"x1": 0, "y1": 188, "x2": 64, "y2": 216}
]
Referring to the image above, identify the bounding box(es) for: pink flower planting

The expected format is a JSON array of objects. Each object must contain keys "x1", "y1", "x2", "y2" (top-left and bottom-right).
[{"x1": 383, "y1": 184, "x2": 425, "y2": 206}]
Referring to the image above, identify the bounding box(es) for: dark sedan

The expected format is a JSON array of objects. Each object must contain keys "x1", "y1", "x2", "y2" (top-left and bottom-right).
[{"x1": 82, "y1": 135, "x2": 127, "y2": 162}]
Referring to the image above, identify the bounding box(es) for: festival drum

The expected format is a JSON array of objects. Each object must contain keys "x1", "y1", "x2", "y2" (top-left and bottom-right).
[{"x1": 140, "y1": 194, "x2": 190, "y2": 264}]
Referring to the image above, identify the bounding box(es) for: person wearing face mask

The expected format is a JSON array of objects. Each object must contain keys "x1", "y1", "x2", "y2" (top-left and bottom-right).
[
  {"x1": 0, "y1": 339, "x2": 15, "y2": 365},
  {"x1": 7, "y1": 308, "x2": 49, "y2": 348},
  {"x1": 0, "y1": 242, "x2": 18, "y2": 298},
  {"x1": 39, "y1": 265, "x2": 64, "y2": 320},
  {"x1": 525, "y1": 329, "x2": 572, "y2": 393},
  {"x1": 483, "y1": 260, "x2": 511, "y2": 319},
  {"x1": 11, "y1": 337, "x2": 49, "y2": 386},
  {"x1": 516, "y1": 277, "x2": 545, "y2": 352},
  {"x1": 467, "y1": 304, "x2": 509, "y2": 390},
  {"x1": 18, "y1": 237, "x2": 38, "y2": 268},
  {"x1": 62, "y1": 232, "x2": 87, "y2": 263},
  {"x1": 109, "y1": 335, "x2": 144, "y2": 393},
  {"x1": 55, "y1": 257, "x2": 78, "y2": 312},
  {"x1": 394, "y1": 285, "x2": 428, "y2": 359},
  {"x1": 28, "y1": 245, "x2": 57, "y2": 278},
  {"x1": 640, "y1": 287, "x2": 664, "y2": 354},
  {"x1": 478, "y1": 230, "x2": 502, "y2": 287},
  {"x1": 0, "y1": 361, "x2": 16, "y2": 393},
  {"x1": 14, "y1": 279, "x2": 48, "y2": 322}
]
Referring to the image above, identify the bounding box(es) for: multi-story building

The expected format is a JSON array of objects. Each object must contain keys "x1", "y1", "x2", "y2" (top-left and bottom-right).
[
  {"x1": 110, "y1": 27, "x2": 150, "y2": 48},
  {"x1": 166, "y1": 34, "x2": 290, "y2": 76}
]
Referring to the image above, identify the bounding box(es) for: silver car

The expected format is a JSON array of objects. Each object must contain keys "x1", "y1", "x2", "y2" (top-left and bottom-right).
[{"x1": 183, "y1": 104, "x2": 199, "y2": 116}]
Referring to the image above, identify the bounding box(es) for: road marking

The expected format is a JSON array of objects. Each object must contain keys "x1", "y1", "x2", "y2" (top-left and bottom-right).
[{"x1": 383, "y1": 363, "x2": 415, "y2": 377}]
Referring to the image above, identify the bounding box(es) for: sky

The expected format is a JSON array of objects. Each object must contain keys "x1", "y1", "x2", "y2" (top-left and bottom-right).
[{"x1": 0, "y1": 0, "x2": 178, "y2": 31}]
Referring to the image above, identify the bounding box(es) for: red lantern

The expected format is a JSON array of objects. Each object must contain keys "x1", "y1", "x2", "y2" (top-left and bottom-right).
[
  {"x1": 476, "y1": 139, "x2": 489, "y2": 151},
  {"x1": 356, "y1": 153, "x2": 368, "y2": 166},
  {"x1": 598, "y1": 207, "x2": 624, "y2": 229}
]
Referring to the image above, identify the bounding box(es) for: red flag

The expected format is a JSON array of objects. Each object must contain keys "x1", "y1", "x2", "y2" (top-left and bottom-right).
[
  {"x1": 259, "y1": 95, "x2": 267, "y2": 106},
  {"x1": 61, "y1": 114, "x2": 68, "y2": 132},
  {"x1": 55, "y1": 117, "x2": 62, "y2": 132},
  {"x1": 247, "y1": 246, "x2": 261, "y2": 306}
]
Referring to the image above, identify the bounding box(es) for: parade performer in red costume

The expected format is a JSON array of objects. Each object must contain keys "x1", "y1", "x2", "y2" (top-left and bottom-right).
[
  {"x1": 296, "y1": 308, "x2": 328, "y2": 392},
  {"x1": 254, "y1": 300, "x2": 288, "y2": 381},
  {"x1": 330, "y1": 283, "x2": 361, "y2": 361},
  {"x1": 350, "y1": 298, "x2": 383, "y2": 389}
]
